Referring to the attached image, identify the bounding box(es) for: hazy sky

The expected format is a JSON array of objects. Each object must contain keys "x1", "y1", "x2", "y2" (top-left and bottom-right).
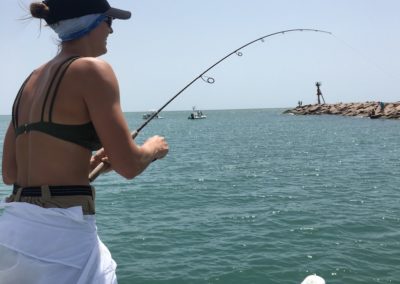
[{"x1": 1, "y1": 0, "x2": 399, "y2": 115}]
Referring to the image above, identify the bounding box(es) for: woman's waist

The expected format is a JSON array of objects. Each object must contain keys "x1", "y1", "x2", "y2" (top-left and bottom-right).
[
  {"x1": 13, "y1": 184, "x2": 93, "y2": 197},
  {"x1": 8, "y1": 184, "x2": 96, "y2": 215}
]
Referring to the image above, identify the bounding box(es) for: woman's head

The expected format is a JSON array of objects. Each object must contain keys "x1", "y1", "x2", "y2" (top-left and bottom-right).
[{"x1": 30, "y1": 0, "x2": 130, "y2": 42}]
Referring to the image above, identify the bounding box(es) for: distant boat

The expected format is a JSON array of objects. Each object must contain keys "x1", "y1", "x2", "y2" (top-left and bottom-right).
[
  {"x1": 188, "y1": 106, "x2": 207, "y2": 119},
  {"x1": 143, "y1": 110, "x2": 163, "y2": 120}
]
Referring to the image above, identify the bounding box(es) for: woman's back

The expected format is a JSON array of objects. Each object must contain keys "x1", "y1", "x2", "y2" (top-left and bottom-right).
[
  {"x1": 14, "y1": 56, "x2": 94, "y2": 186},
  {"x1": 0, "y1": 1, "x2": 171, "y2": 282}
]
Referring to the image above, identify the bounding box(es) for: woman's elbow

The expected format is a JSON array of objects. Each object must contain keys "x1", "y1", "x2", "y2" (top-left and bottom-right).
[
  {"x1": 2, "y1": 165, "x2": 16, "y2": 185},
  {"x1": 2, "y1": 173, "x2": 15, "y2": 185},
  {"x1": 113, "y1": 160, "x2": 147, "y2": 180},
  {"x1": 116, "y1": 167, "x2": 144, "y2": 180}
]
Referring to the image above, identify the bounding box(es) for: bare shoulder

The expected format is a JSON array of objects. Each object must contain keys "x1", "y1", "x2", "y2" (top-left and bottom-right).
[
  {"x1": 70, "y1": 57, "x2": 116, "y2": 79},
  {"x1": 68, "y1": 57, "x2": 119, "y2": 99}
]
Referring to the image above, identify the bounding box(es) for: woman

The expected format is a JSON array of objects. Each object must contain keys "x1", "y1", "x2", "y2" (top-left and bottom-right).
[{"x1": 0, "y1": 0, "x2": 168, "y2": 283}]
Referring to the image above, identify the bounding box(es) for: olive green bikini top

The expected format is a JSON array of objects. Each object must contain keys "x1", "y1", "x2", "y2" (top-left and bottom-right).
[{"x1": 12, "y1": 56, "x2": 102, "y2": 151}]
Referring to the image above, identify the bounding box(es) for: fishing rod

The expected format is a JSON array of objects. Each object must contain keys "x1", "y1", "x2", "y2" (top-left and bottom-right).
[{"x1": 89, "y1": 28, "x2": 332, "y2": 182}]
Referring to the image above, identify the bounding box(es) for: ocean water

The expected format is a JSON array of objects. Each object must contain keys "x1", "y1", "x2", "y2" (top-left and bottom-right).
[{"x1": 1, "y1": 109, "x2": 400, "y2": 284}]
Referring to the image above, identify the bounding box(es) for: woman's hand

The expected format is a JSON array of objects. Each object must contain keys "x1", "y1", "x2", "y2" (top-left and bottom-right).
[
  {"x1": 142, "y1": 135, "x2": 169, "y2": 161},
  {"x1": 90, "y1": 148, "x2": 112, "y2": 173}
]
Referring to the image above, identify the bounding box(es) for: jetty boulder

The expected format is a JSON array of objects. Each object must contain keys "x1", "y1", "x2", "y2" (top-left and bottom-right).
[{"x1": 284, "y1": 102, "x2": 400, "y2": 119}]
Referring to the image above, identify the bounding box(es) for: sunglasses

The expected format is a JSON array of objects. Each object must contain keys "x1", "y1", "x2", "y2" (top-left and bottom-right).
[{"x1": 105, "y1": 16, "x2": 113, "y2": 28}]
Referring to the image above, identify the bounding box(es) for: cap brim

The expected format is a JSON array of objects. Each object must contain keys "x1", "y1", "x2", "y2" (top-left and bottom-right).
[{"x1": 105, "y1": 7, "x2": 131, "y2": 20}]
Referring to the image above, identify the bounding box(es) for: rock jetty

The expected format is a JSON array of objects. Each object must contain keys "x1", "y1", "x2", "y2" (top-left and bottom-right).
[{"x1": 283, "y1": 102, "x2": 400, "y2": 119}]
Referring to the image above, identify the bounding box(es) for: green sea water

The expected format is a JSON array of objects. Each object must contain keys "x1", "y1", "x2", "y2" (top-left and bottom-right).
[{"x1": 1, "y1": 109, "x2": 400, "y2": 283}]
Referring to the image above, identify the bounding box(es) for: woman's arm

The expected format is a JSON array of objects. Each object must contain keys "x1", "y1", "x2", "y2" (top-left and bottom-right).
[
  {"x1": 2, "y1": 122, "x2": 17, "y2": 185},
  {"x1": 75, "y1": 58, "x2": 168, "y2": 179}
]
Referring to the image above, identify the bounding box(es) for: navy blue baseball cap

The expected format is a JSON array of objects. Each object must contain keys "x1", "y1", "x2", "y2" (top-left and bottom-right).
[{"x1": 42, "y1": 0, "x2": 131, "y2": 24}]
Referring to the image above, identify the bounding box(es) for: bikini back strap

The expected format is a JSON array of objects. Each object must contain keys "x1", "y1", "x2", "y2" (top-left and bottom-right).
[{"x1": 40, "y1": 56, "x2": 80, "y2": 122}]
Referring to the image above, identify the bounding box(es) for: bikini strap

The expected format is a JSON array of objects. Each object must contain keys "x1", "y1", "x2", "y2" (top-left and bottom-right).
[
  {"x1": 40, "y1": 56, "x2": 80, "y2": 122},
  {"x1": 12, "y1": 72, "x2": 34, "y2": 129},
  {"x1": 47, "y1": 56, "x2": 81, "y2": 122}
]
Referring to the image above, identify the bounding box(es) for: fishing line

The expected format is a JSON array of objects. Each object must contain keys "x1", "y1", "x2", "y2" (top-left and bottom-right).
[
  {"x1": 89, "y1": 28, "x2": 332, "y2": 181},
  {"x1": 331, "y1": 34, "x2": 398, "y2": 81}
]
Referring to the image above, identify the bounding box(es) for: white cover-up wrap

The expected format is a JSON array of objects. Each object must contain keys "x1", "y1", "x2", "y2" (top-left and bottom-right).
[{"x1": 0, "y1": 201, "x2": 117, "y2": 284}]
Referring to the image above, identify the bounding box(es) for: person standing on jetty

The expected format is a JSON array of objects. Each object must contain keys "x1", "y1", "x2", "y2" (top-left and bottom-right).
[
  {"x1": 315, "y1": 82, "x2": 325, "y2": 105},
  {"x1": 378, "y1": 101, "x2": 385, "y2": 112},
  {"x1": 0, "y1": 0, "x2": 168, "y2": 283}
]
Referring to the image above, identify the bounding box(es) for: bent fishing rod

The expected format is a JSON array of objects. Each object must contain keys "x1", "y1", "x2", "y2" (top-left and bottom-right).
[{"x1": 89, "y1": 28, "x2": 332, "y2": 181}]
